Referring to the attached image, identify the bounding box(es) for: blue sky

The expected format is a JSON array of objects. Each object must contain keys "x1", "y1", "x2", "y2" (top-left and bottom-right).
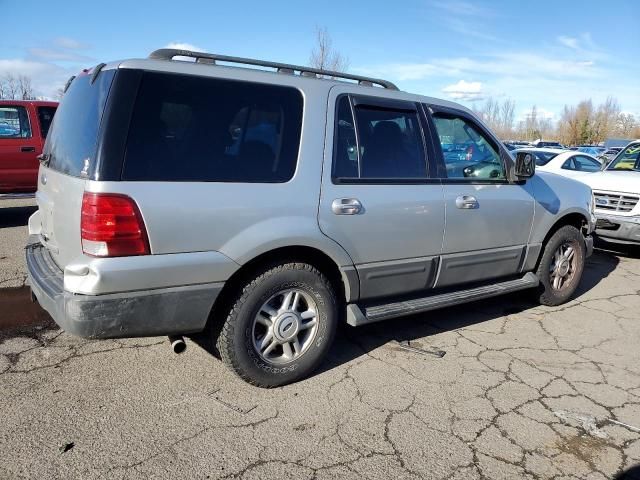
[{"x1": 2, "y1": 0, "x2": 638, "y2": 122}]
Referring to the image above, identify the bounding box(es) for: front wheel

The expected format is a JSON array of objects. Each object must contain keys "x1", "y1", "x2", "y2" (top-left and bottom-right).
[
  {"x1": 535, "y1": 225, "x2": 586, "y2": 306},
  {"x1": 214, "y1": 262, "x2": 338, "y2": 387}
]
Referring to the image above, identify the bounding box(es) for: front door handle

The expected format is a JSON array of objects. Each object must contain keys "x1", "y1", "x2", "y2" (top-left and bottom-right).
[
  {"x1": 455, "y1": 195, "x2": 479, "y2": 209},
  {"x1": 21, "y1": 146, "x2": 36, "y2": 152},
  {"x1": 332, "y1": 198, "x2": 363, "y2": 215}
]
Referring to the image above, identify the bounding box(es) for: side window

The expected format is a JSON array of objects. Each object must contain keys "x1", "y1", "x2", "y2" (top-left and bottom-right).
[
  {"x1": 431, "y1": 114, "x2": 505, "y2": 180},
  {"x1": 332, "y1": 96, "x2": 427, "y2": 180},
  {"x1": 573, "y1": 155, "x2": 601, "y2": 172},
  {"x1": 333, "y1": 97, "x2": 359, "y2": 178},
  {"x1": 0, "y1": 106, "x2": 32, "y2": 138},
  {"x1": 562, "y1": 158, "x2": 575, "y2": 170},
  {"x1": 37, "y1": 106, "x2": 57, "y2": 139},
  {"x1": 122, "y1": 72, "x2": 303, "y2": 183}
]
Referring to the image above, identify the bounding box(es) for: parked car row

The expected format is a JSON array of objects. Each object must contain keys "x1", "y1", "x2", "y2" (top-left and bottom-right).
[{"x1": 511, "y1": 142, "x2": 640, "y2": 245}]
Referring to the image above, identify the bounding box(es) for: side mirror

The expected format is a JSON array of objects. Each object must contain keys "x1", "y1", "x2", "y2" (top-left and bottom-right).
[{"x1": 514, "y1": 152, "x2": 535, "y2": 178}]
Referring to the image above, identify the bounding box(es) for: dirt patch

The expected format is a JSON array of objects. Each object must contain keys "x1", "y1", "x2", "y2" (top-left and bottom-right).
[
  {"x1": 557, "y1": 434, "x2": 608, "y2": 466},
  {"x1": 0, "y1": 286, "x2": 52, "y2": 330}
]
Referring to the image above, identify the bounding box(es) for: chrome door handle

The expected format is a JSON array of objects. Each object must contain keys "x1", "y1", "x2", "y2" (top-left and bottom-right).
[
  {"x1": 455, "y1": 195, "x2": 479, "y2": 209},
  {"x1": 332, "y1": 198, "x2": 363, "y2": 215}
]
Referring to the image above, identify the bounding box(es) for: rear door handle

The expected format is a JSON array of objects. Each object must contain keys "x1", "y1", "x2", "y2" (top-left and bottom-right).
[
  {"x1": 21, "y1": 146, "x2": 36, "y2": 152},
  {"x1": 455, "y1": 195, "x2": 479, "y2": 209},
  {"x1": 332, "y1": 198, "x2": 363, "y2": 215}
]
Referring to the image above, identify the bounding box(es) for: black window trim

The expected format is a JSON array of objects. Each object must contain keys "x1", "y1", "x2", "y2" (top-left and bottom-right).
[
  {"x1": 36, "y1": 105, "x2": 57, "y2": 140},
  {"x1": 0, "y1": 104, "x2": 33, "y2": 140},
  {"x1": 424, "y1": 104, "x2": 515, "y2": 185},
  {"x1": 331, "y1": 93, "x2": 434, "y2": 185}
]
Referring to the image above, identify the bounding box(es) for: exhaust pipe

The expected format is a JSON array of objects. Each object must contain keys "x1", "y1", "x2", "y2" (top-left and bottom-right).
[{"x1": 168, "y1": 335, "x2": 187, "y2": 354}]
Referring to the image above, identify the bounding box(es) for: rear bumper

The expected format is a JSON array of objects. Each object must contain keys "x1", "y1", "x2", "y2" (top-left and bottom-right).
[
  {"x1": 26, "y1": 241, "x2": 222, "y2": 339},
  {"x1": 594, "y1": 214, "x2": 640, "y2": 244}
]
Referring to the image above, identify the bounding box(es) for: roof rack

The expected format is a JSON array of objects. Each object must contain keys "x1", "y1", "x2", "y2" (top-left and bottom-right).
[{"x1": 148, "y1": 48, "x2": 399, "y2": 91}]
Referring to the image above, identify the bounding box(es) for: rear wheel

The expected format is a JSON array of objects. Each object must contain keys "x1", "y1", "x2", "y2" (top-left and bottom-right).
[
  {"x1": 535, "y1": 225, "x2": 586, "y2": 306},
  {"x1": 214, "y1": 262, "x2": 338, "y2": 387}
]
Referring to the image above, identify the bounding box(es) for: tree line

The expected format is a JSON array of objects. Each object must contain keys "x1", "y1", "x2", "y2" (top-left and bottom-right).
[
  {"x1": 473, "y1": 96, "x2": 640, "y2": 145},
  {"x1": 0, "y1": 74, "x2": 36, "y2": 100}
]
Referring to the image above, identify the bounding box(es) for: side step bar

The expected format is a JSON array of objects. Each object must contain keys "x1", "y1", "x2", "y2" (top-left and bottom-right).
[{"x1": 347, "y1": 272, "x2": 539, "y2": 326}]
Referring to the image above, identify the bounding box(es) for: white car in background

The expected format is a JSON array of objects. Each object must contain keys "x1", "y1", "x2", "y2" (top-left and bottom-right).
[
  {"x1": 579, "y1": 140, "x2": 640, "y2": 245},
  {"x1": 513, "y1": 148, "x2": 602, "y2": 179}
]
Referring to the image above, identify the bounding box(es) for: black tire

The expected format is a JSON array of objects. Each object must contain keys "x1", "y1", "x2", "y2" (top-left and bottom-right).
[
  {"x1": 535, "y1": 225, "x2": 586, "y2": 306},
  {"x1": 214, "y1": 262, "x2": 338, "y2": 387}
]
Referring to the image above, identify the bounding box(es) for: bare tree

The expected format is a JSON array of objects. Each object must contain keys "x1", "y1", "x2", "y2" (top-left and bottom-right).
[
  {"x1": 499, "y1": 99, "x2": 515, "y2": 139},
  {"x1": 615, "y1": 113, "x2": 638, "y2": 137},
  {"x1": 17, "y1": 75, "x2": 35, "y2": 100},
  {"x1": 472, "y1": 97, "x2": 515, "y2": 139},
  {"x1": 309, "y1": 26, "x2": 348, "y2": 73},
  {"x1": 0, "y1": 73, "x2": 19, "y2": 100}
]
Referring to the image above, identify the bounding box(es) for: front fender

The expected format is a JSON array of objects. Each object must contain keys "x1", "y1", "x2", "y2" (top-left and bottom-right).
[{"x1": 529, "y1": 172, "x2": 593, "y2": 244}]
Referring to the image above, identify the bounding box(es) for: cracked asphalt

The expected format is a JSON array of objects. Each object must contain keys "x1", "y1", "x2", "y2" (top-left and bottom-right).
[{"x1": 2, "y1": 202, "x2": 640, "y2": 479}]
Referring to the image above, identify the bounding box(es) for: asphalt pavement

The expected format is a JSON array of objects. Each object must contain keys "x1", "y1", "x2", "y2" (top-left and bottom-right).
[{"x1": 1, "y1": 200, "x2": 640, "y2": 479}]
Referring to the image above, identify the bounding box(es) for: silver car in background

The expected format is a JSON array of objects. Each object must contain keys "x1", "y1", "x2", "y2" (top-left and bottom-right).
[{"x1": 27, "y1": 48, "x2": 595, "y2": 386}]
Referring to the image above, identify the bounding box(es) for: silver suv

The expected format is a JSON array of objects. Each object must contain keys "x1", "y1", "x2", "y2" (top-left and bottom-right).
[{"x1": 26, "y1": 48, "x2": 595, "y2": 387}]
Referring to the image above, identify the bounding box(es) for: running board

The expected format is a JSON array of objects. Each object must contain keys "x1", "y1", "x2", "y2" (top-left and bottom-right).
[{"x1": 347, "y1": 272, "x2": 539, "y2": 326}]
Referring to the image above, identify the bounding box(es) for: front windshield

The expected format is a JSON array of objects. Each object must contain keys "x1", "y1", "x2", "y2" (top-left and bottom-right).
[{"x1": 607, "y1": 143, "x2": 640, "y2": 171}]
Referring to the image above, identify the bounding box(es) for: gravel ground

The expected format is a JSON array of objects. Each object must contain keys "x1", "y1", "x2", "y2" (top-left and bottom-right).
[{"x1": 1, "y1": 242, "x2": 640, "y2": 479}]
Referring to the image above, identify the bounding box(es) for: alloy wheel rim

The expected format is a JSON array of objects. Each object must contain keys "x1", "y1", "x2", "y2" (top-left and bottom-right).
[
  {"x1": 549, "y1": 241, "x2": 578, "y2": 291},
  {"x1": 252, "y1": 289, "x2": 319, "y2": 364}
]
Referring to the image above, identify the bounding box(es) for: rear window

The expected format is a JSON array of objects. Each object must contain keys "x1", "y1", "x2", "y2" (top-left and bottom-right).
[
  {"x1": 37, "y1": 106, "x2": 57, "y2": 139},
  {"x1": 46, "y1": 70, "x2": 115, "y2": 177},
  {"x1": 122, "y1": 72, "x2": 304, "y2": 182}
]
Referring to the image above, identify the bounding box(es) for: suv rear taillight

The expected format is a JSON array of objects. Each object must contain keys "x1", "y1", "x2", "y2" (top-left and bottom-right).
[{"x1": 81, "y1": 192, "x2": 150, "y2": 257}]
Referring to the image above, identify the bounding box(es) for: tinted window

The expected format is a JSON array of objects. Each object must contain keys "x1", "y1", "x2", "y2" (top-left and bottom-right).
[
  {"x1": 333, "y1": 96, "x2": 426, "y2": 179},
  {"x1": 333, "y1": 97, "x2": 359, "y2": 178},
  {"x1": 529, "y1": 151, "x2": 559, "y2": 166},
  {"x1": 563, "y1": 155, "x2": 600, "y2": 172},
  {"x1": 37, "y1": 106, "x2": 57, "y2": 139},
  {"x1": 122, "y1": 72, "x2": 303, "y2": 182},
  {"x1": 0, "y1": 106, "x2": 31, "y2": 138},
  {"x1": 432, "y1": 114, "x2": 505, "y2": 180},
  {"x1": 46, "y1": 70, "x2": 115, "y2": 177}
]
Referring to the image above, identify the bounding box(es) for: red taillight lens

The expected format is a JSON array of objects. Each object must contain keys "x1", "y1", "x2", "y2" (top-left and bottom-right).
[{"x1": 81, "y1": 192, "x2": 150, "y2": 257}]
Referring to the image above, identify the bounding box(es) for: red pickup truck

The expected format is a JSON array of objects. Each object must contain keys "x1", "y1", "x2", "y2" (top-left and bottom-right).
[{"x1": 0, "y1": 100, "x2": 58, "y2": 195}]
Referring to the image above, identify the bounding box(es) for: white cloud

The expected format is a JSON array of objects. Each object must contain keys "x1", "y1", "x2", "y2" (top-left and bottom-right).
[
  {"x1": 558, "y1": 36, "x2": 579, "y2": 49},
  {"x1": 430, "y1": 0, "x2": 491, "y2": 17},
  {"x1": 27, "y1": 48, "x2": 90, "y2": 62},
  {"x1": 54, "y1": 37, "x2": 87, "y2": 50},
  {"x1": 0, "y1": 58, "x2": 74, "y2": 99},
  {"x1": 442, "y1": 80, "x2": 484, "y2": 100}
]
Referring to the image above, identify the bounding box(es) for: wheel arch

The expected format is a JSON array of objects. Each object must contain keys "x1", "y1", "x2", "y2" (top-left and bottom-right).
[
  {"x1": 206, "y1": 244, "x2": 358, "y2": 335},
  {"x1": 534, "y1": 211, "x2": 590, "y2": 270}
]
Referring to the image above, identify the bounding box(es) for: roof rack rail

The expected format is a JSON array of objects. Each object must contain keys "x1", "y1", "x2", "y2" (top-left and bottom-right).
[{"x1": 148, "y1": 48, "x2": 399, "y2": 90}]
